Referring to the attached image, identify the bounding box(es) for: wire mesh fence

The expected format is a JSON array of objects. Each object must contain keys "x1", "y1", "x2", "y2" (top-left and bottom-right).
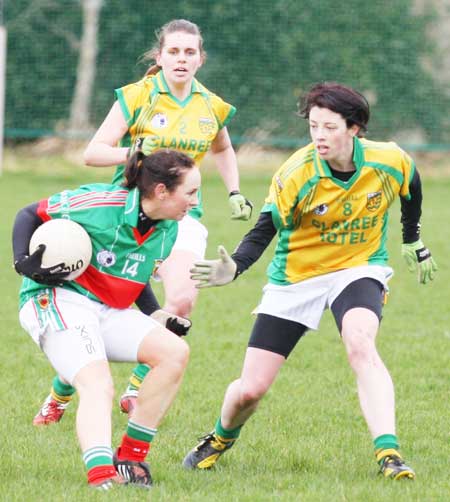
[{"x1": 4, "y1": 0, "x2": 450, "y2": 149}]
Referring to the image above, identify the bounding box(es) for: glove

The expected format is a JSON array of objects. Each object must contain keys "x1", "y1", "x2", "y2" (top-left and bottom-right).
[
  {"x1": 190, "y1": 245, "x2": 237, "y2": 288},
  {"x1": 150, "y1": 309, "x2": 192, "y2": 337},
  {"x1": 228, "y1": 191, "x2": 253, "y2": 221},
  {"x1": 14, "y1": 244, "x2": 70, "y2": 286},
  {"x1": 401, "y1": 239, "x2": 437, "y2": 284}
]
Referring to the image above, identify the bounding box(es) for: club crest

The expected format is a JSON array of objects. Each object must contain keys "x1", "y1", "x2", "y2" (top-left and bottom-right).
[
  {"x1": 152, "y1": 259, "x2": 164, "y2": 278},
  {"x1": 151, "y1": 113, "x2": 168, "y2": 129},
  {"x1": 198, "y1": 117, "x2": 215, "y2": 135},
  {"x1": 313, "y1": 203, "x2": 328, "y2": 216},
  {"x1": 366, "y1": 191, "x2": 382, "y2": 212},
  {"x1": 97, "y1": 250, "x2": 116, "y2": 268},
  {"x1": 37, "y1": 293, "x2": 50, "y2": 310}
]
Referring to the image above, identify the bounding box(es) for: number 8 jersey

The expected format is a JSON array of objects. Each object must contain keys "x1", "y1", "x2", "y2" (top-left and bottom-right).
[{"x1": 263, "y1": 137, "x2": 416, "y2": 284}]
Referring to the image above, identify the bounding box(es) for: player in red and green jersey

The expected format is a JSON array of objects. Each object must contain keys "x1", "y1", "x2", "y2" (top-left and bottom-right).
[
  {"x1": 183, "y1": 83, "x2": 437, "y2": 480},
  {"x1": 33, "y1": 19, "x2": 253, "y2": 422},
  {"x1": 13, "y1": 150, "x2": 200, "y2": 489}
]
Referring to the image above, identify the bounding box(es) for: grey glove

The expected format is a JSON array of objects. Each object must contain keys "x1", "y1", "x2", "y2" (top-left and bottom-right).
[{"x1": 190, "y1": 245, "x2": 237, "y2": 288}]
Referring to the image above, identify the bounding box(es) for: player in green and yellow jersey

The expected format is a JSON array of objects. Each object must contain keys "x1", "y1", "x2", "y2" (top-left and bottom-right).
[
  {"x1": 14, "y1": 150, "x2": 200, "y2": 489},
  {"x1": 183, "y1": 83, "x2": 437, "y2": 480},
  {"x1": 33, "y1": 19, "x2": 253, "y2": 424}
]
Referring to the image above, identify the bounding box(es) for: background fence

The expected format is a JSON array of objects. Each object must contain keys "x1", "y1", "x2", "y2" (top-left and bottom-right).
[{"x1": 3, "y1": 0, "x2": 450, "y2": 149}]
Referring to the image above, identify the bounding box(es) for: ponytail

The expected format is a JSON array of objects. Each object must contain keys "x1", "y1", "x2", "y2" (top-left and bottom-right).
[
  {"x1": 124, "y1": 150, "x2": 146, "y2": 189},
  {"x1": 122, "y1": 148, "x2": 195, "y2": 197},
  {"x1": 145, "y1": 64, "x2": 161, "y2": 76}
]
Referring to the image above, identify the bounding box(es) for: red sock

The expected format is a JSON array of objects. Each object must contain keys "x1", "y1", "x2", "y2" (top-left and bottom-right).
[
  {"x1": 87, "y1": 465, "x2": 117, "y2": 485},
  {"x1": 116, "y1": 434, "x2": 150, "y2": 462}
]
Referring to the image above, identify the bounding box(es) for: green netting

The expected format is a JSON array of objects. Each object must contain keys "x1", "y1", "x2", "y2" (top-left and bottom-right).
[{"x1": 4, "y1": 0, "x2": 450, "y2": 149}]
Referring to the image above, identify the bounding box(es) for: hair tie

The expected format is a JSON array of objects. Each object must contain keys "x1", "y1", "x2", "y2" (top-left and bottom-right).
[{"x1": 137, "y1": 159, "x2": 143, "y2": 168}]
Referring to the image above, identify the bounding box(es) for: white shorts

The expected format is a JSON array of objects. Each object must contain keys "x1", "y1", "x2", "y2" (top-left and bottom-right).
[
  {"x1": 172, "y1": 214, "x2": 208, "y2": 258},
  {"x1": 19, "y1": 288, "x2": 161, "y2": 384},
  {"x1": 254, "y1": 265, "x2": 393, "y2": 330}
]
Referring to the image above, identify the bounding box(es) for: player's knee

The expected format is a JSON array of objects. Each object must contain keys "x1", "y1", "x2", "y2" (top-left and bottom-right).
[
  {"x1": 164, "y1": 293, "x2": 196, "y2": 317},
  {"x1": 239, "y1": 380, "x2": 269, "y2": 406},
  {"x1": 170, "y1": 337, "x2": 190, "y2": 371},
  {"x1": 76, "y1": 373, "x2": 114, "y2": 402},
  {"x1": 343, "y1": 327, "x2": 377, "y2": 369},
  {"x1": 146, "y1": 336, "x2": 190, "y2": 377}
]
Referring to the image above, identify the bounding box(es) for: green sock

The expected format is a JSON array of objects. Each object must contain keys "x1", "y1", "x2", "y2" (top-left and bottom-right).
[
  {"x1": 51, "y1": 375, "x2": 75, "y2": 403},
  {"x1": 215, "y1": 417, "x2": 242, "y2": 440},
  {"x1": 374, "y1": 434, "x2": 399, "y2": 461},
  {"x1": 127, "y1": 364, "x2": 151, "y2": 392},
  {"x1": 83, "y1": 446, "x2": 113, "y2": 469},
  {"x1": 53, "y1": 375, "x2": 75, "y2": 396},
  {"x1": 127, "y1": 419, "x2": 157, "y2": 443}
]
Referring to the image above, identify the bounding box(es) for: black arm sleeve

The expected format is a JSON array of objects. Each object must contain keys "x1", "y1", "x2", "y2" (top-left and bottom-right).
[
  {"x1": 12, "y1": 202, "x2": 42, "y2": 263},
  {"x1": 135, "y1": 283, "x2": 161, "y2": 315},
  {"x1": 400, "y1": 168, "x2": 422, "y2": 243},
  {"x1": 231, "y1": 211, "x2": 277, "y2": 277}
]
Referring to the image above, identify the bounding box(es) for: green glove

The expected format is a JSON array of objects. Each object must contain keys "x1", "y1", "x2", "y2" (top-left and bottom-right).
[
  {"x1": 190, "y1": 245, "x2": 237, "y2": 288},
  {"x1": 401, "y1": 239, "x2": 437, "y2": 284},
  {"x1": 128, "y1": 137, "x2": 154, "y2": 157},
  {"x1": 229, "y1": 191, "x2": 253, "y2": 221}
]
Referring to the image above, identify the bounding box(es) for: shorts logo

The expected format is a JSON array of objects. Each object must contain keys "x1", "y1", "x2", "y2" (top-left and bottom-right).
[
  {"x1": 37, "y1": 293, "x2": 50, "y2": 309},
  {"x1": 97, "y1": 250, "x2": 116, "y2": 267},
  {"x1": 366, "y1": 191, "x2": 382, "y2": 212},
  {"x1": 151, "y1": 113, "x2": 168, "y2": 129},
  {"x1": 313, "y1": 203, "x2": 328, "y2": 215},
  {"x1": 198, "y1": 117, "x2": 215, "y2": 134}
]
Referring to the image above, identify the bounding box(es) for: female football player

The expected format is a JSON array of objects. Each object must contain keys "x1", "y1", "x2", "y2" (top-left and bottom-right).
[
  {"x1": 182, "y1": 82, "x2": 437, "y2": 480},
  {"x1": 33, "y1": 19, "x2": 253, "y2": 422},
  {"x1": 14, "y1": 149, "x2": 200, "y2": 489}
]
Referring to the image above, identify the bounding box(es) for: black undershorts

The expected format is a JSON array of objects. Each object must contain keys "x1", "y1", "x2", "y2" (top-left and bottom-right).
[{"x1": 248, "y1": 278, "x2": 384, "y2": 358}]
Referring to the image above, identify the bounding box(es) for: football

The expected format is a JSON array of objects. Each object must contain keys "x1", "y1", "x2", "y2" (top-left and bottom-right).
[{"x1": 29, "y1": 219, "x2": 92, "y2": 280}]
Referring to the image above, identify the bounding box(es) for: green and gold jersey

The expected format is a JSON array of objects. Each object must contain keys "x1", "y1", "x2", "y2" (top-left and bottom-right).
[
  {"x1": 263, "y1": 137, "x2": 415, "y2": 285},
  {"x1": 113, "y1": 71, "x2": 236, "y2": 218}
]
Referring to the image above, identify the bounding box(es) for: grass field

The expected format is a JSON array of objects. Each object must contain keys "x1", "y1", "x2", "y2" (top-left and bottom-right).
[{"x1": 1, "y1": 149, "x2": 449, "y2": 501}]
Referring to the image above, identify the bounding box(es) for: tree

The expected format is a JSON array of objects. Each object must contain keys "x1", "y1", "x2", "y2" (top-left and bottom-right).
[{"x1": 68, "y1": 0, "x2": 103, "y2": 134}]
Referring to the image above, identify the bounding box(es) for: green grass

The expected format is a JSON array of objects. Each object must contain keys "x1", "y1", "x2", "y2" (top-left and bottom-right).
[{"x1": 1, "y1": 151, "x2": 449, "y2": 501}]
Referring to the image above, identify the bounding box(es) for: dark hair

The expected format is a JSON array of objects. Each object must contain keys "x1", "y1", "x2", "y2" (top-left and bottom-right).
[
  {"x1": 299, "y1": 82, "x2": 370, "y2": 136},
  {"x1": 123, "y1": 149, "x2": 195, "y2": 197},
  {"x1": 141, "y1": 19, "x2": 206, "y2": 76}
]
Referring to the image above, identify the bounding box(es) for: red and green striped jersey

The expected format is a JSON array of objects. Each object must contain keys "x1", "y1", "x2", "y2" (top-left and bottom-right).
[
  {"x1": 113, "y1": 71, "x2": 236, "y2": 218},
  {"x1": 18, "y1": 183, "x2": 178, "y2": 309},
  {"x1": 262, "y1": 137, "x2": 415, "y2": 284}
]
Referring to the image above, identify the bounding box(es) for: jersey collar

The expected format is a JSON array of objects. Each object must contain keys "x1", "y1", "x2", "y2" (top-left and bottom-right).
[
  {"x1": 154, "y1": 70, "x2": 202, "y2": 95},
  {"x1": 123, "y1": 187, "x2": 173, "y2": 230},
  {"x1": 313, "y1": 136, "x2": 365, "y2": 177}
]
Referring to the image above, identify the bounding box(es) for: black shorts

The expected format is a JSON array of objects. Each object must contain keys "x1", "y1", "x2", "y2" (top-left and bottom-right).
[
  {"x1": 248, "y1": 314, "x2": 308, "y2": 359},
  {"x1": 247, "y1": 278, "x2": 384, "y2": 358},
  {"x1": 330, "y1": 277, "x2": 384, "y2": 333}
]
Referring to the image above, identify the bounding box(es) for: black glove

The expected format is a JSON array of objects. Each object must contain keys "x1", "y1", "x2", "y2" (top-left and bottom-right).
[
  {"x1": 165, "y1": 316, "x2": 192, "y2": 337},
  {"x1": 150, "y1": 309, "x2": 192, "y2": 337},
  {"x1": 14, "y1": 244, "x2": 70, "y2": 286}
]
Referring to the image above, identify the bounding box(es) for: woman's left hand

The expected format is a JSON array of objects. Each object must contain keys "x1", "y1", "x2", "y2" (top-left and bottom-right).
[
  {"x1": 229, "y1": 191, "x2": 253, "y2": 220},
  {"x1": 150, "y1": 309, "x2": 192, "y2": 336}
]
